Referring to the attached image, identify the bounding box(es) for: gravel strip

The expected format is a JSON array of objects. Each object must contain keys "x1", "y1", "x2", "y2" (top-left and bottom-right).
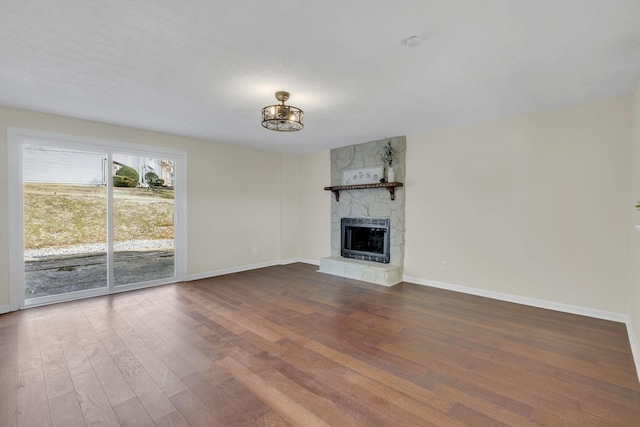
[{"x1": 25, "y1": 239, "x2": 174, "y2": 258}]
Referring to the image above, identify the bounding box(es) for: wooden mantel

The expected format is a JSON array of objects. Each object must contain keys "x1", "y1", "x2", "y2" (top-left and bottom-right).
[{"x1": 324, "y1": 182, "x2": 404, "y2": 201}]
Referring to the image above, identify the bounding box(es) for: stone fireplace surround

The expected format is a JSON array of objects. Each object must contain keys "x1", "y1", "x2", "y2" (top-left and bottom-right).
[{"x1": 319, "y1": 136, "x2": 406, "y2": 286}]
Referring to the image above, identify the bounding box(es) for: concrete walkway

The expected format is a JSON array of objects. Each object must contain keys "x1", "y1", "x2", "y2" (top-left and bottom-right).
[{"x1": 25, "y1": 250, "x2": 175, "y2": 299}]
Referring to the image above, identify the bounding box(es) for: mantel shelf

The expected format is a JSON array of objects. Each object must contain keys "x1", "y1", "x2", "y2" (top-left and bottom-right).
[{"x1": 324, "y1": 182, "x2": 404, "y2": 201}]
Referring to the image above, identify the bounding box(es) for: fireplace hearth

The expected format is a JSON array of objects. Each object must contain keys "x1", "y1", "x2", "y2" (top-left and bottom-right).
[{"x1": 341, "y1": 217, "x2": 390, "y2": 263}]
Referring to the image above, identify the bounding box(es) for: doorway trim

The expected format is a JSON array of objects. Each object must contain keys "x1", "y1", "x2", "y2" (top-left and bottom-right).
[{"x1": 7, "y1": 127, "x2": 188, "y2": 311}]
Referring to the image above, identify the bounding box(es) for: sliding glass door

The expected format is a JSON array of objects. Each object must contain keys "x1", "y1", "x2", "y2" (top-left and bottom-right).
[
  {"x1": 112, "y1": 155, "x2": 175, "y2": 286},
  {"x1": 10, "y1": 130, "x2": 185, "y2": 308},
  {"x1": 23, "y1": 144, "x2": 108, "y2": 299}
]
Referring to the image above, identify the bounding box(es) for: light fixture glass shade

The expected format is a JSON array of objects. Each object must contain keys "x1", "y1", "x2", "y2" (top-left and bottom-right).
[{"x1": 261, "y1": 91, "x2": 304, "y2": 131}]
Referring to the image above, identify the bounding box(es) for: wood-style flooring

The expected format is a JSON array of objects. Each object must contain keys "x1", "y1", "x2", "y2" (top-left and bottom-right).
[{"x1": 1, "y1": 263, "x2": 639, "y2": 426}]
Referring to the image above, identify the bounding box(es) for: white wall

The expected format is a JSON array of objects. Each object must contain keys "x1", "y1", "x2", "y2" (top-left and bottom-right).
[
  {"x1": 280, "y1": 153, "x2": 301, "y2": 261},
  {"x1": 298, "y1": 150, "x2": 331, "y2": 263},
  {"x1": 0, "y1": 106, "x2": 288, "y2": 306},
  {"x1": 187, "y1": 141, "x2": 282, "y2": 274},
  {"x1": 405, "y1": 97, "x2": 633, "y2": 314}
]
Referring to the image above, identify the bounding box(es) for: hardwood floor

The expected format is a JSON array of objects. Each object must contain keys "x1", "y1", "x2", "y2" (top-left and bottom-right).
[{"x1": 1, "y1": 263, "x2": 639, "y2": 426}]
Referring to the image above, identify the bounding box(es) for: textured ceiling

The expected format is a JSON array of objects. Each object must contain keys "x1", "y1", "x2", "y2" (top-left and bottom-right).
[{"x1": 1, "y1": 1, "x2": 640, "y2": 153}]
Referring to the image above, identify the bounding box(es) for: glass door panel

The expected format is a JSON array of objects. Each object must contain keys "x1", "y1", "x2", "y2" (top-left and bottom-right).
[
  {"x1": 112, "y1": 155, "x2": 175, "y2": 286},
  {"x1": 23, "y1": 144, "x2": 108, "y2": 300}
]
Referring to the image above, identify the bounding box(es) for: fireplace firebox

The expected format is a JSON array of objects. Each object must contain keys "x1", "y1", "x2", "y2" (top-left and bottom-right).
[{"x1": 341, "y1": 218, "x2": 390, "y2": 263}]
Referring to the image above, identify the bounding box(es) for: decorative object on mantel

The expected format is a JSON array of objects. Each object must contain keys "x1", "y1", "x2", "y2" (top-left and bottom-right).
[
  {"x1": 324, "y1": 182, "x2": 403, "y2": 201},
  {"x1": 261, "y1": 91, "x2": 304, "y2": 131},
  {"x1": 380, "y1": 140, "x2": 396, "y2": 182},
  {"x1": 342, "y1": 166, "x2": 384, "y2": 185}
]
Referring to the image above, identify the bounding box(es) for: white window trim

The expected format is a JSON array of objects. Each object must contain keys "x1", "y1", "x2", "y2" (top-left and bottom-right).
[{"x1": 7, "y1": 127, "x2": 188, "y2": 311}]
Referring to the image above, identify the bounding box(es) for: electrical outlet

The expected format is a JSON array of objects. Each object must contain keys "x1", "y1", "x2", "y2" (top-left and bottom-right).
[
  {"x1": 440, "y1": 260, "x2": 447, "y2": 269},
  {"x1": 252, "y1": 247, "x2": 258, "y2": 255}
]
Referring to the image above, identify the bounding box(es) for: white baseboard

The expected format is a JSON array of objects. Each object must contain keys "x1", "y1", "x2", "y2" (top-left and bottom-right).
[
  {"x1": 0, "y1": 304, "x2": 10, "y2": 314},
  {"x1": 402, "y1": 276, "x2": 628, "y2": 323},
  {"x1": 185, "y1": 258, "x2": 320, "y2": 282},
  {"x1": 626, "y1": 319, "x2": 640, "y2": 383},
  {"x1": 186, "y1": 260, "x2": 282, "y2": 281}
]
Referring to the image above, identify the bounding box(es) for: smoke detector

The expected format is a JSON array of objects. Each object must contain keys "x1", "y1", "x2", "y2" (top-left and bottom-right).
[{"x1": 405, "y1": 35, "x2": 422, "y2": 47}]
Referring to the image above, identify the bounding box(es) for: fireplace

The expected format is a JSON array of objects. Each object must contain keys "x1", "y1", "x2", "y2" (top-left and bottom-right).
[{"x1": 341, "y1": 218, "x2": 390, "y2": 263}]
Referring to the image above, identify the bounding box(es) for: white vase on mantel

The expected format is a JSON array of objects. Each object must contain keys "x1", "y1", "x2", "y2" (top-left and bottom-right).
[{"x1": 387, "y1": 166, "x2": 395, "y2": 183}]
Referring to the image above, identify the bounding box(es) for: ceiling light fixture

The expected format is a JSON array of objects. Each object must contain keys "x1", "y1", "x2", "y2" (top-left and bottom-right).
[{"x1": 261, "y1": 91, "x2": 304, "y2": 131}]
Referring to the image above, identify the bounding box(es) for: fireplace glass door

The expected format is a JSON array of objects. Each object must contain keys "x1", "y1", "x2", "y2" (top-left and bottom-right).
[{"x1": 341, "y1": 218, "x2": 390, "y2": 263}]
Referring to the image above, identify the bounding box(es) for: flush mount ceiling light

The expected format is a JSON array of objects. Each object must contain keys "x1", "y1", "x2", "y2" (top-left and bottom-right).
[{"x1": 261, "y1": 91, "x2": 304, "y2": 132}]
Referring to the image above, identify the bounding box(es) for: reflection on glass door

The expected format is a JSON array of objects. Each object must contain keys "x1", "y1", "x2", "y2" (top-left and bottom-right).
[
  {"x1": 112, "y1": 155, "x2": 175, "y2": 286},
  {"x1": 23, "y1": 144, "x2": 108, "y2": 300}
]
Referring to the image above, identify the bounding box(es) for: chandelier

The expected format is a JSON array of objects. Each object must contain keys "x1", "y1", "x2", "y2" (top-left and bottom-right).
[{"x1": 261, "y1": 91, "x2": 304, "y2": 131}]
